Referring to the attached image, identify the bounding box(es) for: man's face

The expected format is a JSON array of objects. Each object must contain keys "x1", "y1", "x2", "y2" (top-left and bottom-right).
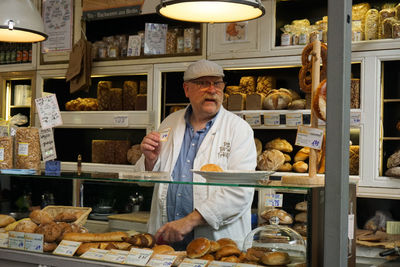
[{"x1": 184, "y1": 76, "x2": 225, "y2": 118}]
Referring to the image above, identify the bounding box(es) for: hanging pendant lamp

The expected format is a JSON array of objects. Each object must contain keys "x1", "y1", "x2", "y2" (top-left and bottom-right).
[
  {"x1": 156, "y1": 0, "x2": 265, "y2": 23},
  {"x1": 0, "y1": 0, "x2": 47, "y2": 43}
]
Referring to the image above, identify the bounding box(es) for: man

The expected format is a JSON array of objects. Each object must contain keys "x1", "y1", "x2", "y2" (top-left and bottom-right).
[{"x1": 135, "y1": 59, "x2": 257, "y2": 249}]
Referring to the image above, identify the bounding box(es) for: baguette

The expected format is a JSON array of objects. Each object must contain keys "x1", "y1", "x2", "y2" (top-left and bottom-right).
[{"x1": 63, "y1": 231, "x2": 129, "y2": 242}]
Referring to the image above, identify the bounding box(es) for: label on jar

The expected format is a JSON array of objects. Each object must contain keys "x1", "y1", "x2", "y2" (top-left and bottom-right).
[
  {"x1": 98, "y1": 47, "x2": 107, "y2": 58},
  {"x1": 108, "y1": 47, "x2": 117, "y2": 58},
  {"x1": 177, "y1": 36, "x2": 184, "y2": 53},
  {"x1": 352, "y1": 31, "x2": 362, "y2": 42},
  {"x1": 0, "y1": 147, "x2": 4, "y2": 161},
  {"x1": 299, "y1": 33, "x2": 309, "y2": 45},
  {"x1": 18, "y1": 143, "x2": 29, "y2": 156},
  {"x1": 292, "y1": 34, "x2": 299, "y2": 45},
  {"x1": 281, "y1": 33, "x2": 291, "y2": 46}
]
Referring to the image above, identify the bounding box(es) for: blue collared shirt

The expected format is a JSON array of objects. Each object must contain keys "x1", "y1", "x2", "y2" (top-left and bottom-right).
[{"x1": 166, "y1": 106, "x2": 216, "y2": 248}]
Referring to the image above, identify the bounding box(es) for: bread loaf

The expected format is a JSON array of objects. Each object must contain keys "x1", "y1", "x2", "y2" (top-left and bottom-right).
[
  {"x1": 153, "y1": 244, "x2": 175, "y2": 254},
  {"x1": 293, "y1": 161, "x2": 308, "y2": 173},
  {"x1": 246, "y1": 93, "x2": 264, "y2": 110},
  {"x1": 30, "y1": 210, "x2": 54, "y2": 225},
  {"x1": 186, "y1": 237, "x2": 211, "y2": 258},
  {"x1": 293, "y1": 223, "x2": 307, "y2": 236},
  {"x1": 294, "y1": 147, "x2": 310, "y2": 162},
  {"x1": 135, "y1": 94, "x2": 147, "y2": 110},
  {"x1": 14, "y1": 219, "x2": 38, "y2": 233},
  {"x1": 215, "y1": 245, "x2": 241, "y2": 260},
  {"x1": 364, "y1": 9, "x2": 379, "y2": 40},
  {"x1": 261, "y1": 251, "x2": 291, "y2": 266},
  {"x1": 227, "y1": 93, "x2": 246, "y2": 111},
  {"x1": 277, "y1": 162, "x2": 292, "y2": 172},
  {"x1": 200, "y1": 164, "x2": 223, "y2": 172},
  {"x1": 295, "y1": 201, "x2": 307, "y2": 211},
  {"x1": 263, "y1": 89, "x2": 292, "y2": 110},
  {"x1": 35, "y1": 222, "x2": 62, "y2": 243},
  {"x1": 63, "y1": 231, "x2": 129, "y2": 242},
  {"x1": 288, "y1": 99, "x2": 306, "y2": 110},
  {"x1": 283, "y1": 154, "x2": 291, "y2": 162},
  {"x1": 0, "y1": 214, "x2": 15, "y2": 227},
  {"x1": 256, "y1": 76, "x2": 275, "y2": 94},
  {"x1": 265, "y1": 138, "x2": 293, "y2": 153},
  {"x1": 239, "y1": 76, "x2": 256, "y2": 94},
  {"x1": 97, "y1": 81, "x2": 112, "y2": 111},
  {"x1": 76, "y1": 242, "x2": 102, "y2": 255},
  {"x1": 295, "y1": 212, "x2": 307, "y2": 223},
  {"x1": 127, "y1": 144, "x2": 142, "y2": 165},
  {"x1": 387, "y1": 150, "x2": 400, "y2": 168},
  {"x1": 260, "y1": 208, "x2": 293, "y2": 224},
  {"x1": 257, "y1": 149, "x2": 285, "y2": 171},
  {"x1": 349, "y1": 145, "x2": 359, "y2": 175},
  {"x1": 385, "y1": 167, "x2": 400, "y2": 177},
  {"x1": 109, "y1": 88, "x2": 123, "y2": 110},
  {"x1": 123, "y1": 81, "x2": 138, "y2": 110},
  {"x1": 216, "y1": 238, "x2": 237, "y2": 248}
]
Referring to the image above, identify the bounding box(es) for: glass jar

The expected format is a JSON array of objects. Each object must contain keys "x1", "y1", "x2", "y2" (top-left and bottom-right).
[
  {"x1": 97, "y1": 41, "x2": 107, "y2": 59},
  {"x1": 166, "y1": 29, "x2": 178, "y2": 54},
  {"x1": 175, "y1": 28, "x2": 184, "y2": 53},
  {"x1": 184, "y1": 27, "x2": 196, "y2": 53}
]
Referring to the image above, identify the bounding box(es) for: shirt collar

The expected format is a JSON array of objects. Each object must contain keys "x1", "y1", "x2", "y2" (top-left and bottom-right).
[{"x1": 184, "y1": 105, "x2": 218, "y2": 131}]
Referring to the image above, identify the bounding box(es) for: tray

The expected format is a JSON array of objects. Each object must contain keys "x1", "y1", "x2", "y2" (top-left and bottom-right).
[
  {"x1": 42, "y1": 205, "x2": 92, "y2": 226},
  {"x1": 191, "y1": 170, "x2": 274, "y2": 184}
]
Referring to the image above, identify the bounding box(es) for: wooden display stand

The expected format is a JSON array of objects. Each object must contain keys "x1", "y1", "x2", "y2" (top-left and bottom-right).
[{"x1": 282, "y1": 40, "x2": 325, "y2": 186}]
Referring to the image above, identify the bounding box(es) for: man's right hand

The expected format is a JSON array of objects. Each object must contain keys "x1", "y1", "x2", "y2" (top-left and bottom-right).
[{"x1": 140, "y1": 131, "x2": 161, "y2": 171}]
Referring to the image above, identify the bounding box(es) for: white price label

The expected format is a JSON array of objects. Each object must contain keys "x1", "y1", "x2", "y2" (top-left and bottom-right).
[
  {"x1": 103, "y1": 249, "x2": 129, "y2": 263},
  {"x1": 207, "y1": 261, "x2": 237, "y2": 267},
  {"x1": 24, "y1": 233, "x2": 43, "y2": 252},
  {"x1": 80, "y1": 248, "x2": 108, "y2": 260},
  {"x1": 0, "y1": 233, "x2": 8, "y2": 248},
  {"x1": 350, "y1": 113, "x2": 361, "y2": 126},
  {"x1": 159, "y1": 128, "x2": 171, "y2": 142},
  {"x1": 295, "y1": 126, "x2": 324, "y2": 150},
  {"x1": 264, "y1": 113, "x2": 280, "y2": 126},
  {"x1": 8, "y1": 231, "x2": 25, "y2": 250},
  {"x1": 178, "y1": 258, "x2": 209, "y2": 267},
  {"x1": 245, "y1": 114, "x2": 261, "y2": 126},
  {"x1": 39, "y1": 128, "x2": 57, "y2": 162},
  {"x1": 0, "y1": 148, "x2": 4, "y2": 161},
  {"x1": 18, "y1": 143, "x2": 29, "y2": 156},
  {"x1": 348, "y1": 214, "x2": 355, "y2": 239},
  {"x1": 126, "y1": 247, "x2": 153, "y2": 266},
  {"x1": 264, "y1": 194, "x2": 283, "y2": 207},
  {"x1": 114, "y1": 115, "x2": 129, "y2": 127},
  {"x1": 146, "y1": 253, "x2": 176, "y2": 267},
  {"x1": 35, "y1": 94, "x2": 63, "y2": 129},
  {"x1": 53, "y1": 240, "x2": 81, "y2": 256},
  {"x1": 286, "y1": 113, "x2": 302, "y2": 126}
]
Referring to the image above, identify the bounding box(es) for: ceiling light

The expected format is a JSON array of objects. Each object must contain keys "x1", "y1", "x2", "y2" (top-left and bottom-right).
[
  {"x1": 0, "y1": 0, "x2": 47, "y2": 43},
  {"x1": 156, "y1": 0, "x2": 265, "y2": 23}
]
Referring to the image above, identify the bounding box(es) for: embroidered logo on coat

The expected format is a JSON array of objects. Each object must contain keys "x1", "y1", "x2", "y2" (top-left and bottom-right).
[{"x1": 218, "y1": 142, "x2": 231, "y2": 158}]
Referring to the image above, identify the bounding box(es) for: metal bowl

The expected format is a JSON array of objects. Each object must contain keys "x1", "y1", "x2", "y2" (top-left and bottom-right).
[{"x1": 8, "y1": 211, "x2": 30, "y2": 220}]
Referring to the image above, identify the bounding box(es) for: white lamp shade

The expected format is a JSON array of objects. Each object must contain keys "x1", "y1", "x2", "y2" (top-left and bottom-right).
[
  {"x1": 157, "y1": 0, "x2": 265, "y2": 23},
  {"x1": 0, "y1": 0, "x2": 47, "y2": 42}
]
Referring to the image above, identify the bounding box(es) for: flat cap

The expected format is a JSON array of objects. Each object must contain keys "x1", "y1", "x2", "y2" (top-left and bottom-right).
[{"x1": 183, "y1": 59, "x2": 224, "y2": 81}]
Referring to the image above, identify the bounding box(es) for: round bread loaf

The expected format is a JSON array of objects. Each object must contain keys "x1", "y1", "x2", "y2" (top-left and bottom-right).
[
  {"x1": 14, "y1": 219, "x2": 38, "y2": 233},
  {"x1": 295, "y1": 201, "x2": 307, "y2": 211},
  {"x1": 265, "y1": 138, "x2": 293, "y2": 153},
  {"x1": 153, "y1": 244, "x2": 175, "y2": 254},
  {"x1": 35, "y1": 222, "x2": 62, "y2": 243},
  {"x1": 29, "y1": 210, "x2": 54, "y2": 225},
  {"x1": 260, "y1": 208, "x2": 293, "y2": 225},
  {"x1": 215, "y1": 245, "x2": 241, "y2": 260},
  {"x1": 257, "y1": 149, "x2": 285, "y2": 171},
  {"x1": 200, "y1": 164, "x2": 223, "y2": 172},
  {"x1": 278, "y1": 162, "x2": 292, "y2": 172},
  {"x1": 0, "y1": 214, "x2": 16, "y2": 227},
  {"x1": 216, "y1": 237, "x2": 237, "y2": 248},
  {"x1": 54, "y1": 211, "x2": 77, "y2": 223},
  {"x1": 186, "y1": 237, "x2": 211, "y2": 258},
  {"x1": 261, "y1": 251, "x2": 291, "y2": 266},
  {"x1": 293, "y1": 161, "x2": 308, "y2": 173}
]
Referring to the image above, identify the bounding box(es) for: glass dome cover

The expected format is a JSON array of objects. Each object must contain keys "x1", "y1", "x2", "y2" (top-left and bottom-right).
[{"x1": 243, "y1": 217, "x2": 306, "y2": 266}]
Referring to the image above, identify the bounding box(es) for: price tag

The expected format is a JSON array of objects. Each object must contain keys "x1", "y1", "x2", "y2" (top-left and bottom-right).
[
  {"x1": 39, "y1": 128, "x2": 57, "y2": 162},
  {"x1": 348, "y1": 214, "x2": 355, "y2": 239},
  {"x1": 35, "y1": 94, "x2": 63, "y2": 129},
  {"x1": 264, "y1": 194, "x2": 283, "y2": 207},
  {"x1": 159, "y1": 128, "x2": 171, "y2": 142},
  {"x1": 286, "y1": 113, "x2": 302, "y2": 126},
  {"x1": 18, "y1": 143, "x2": 29, "y2": 156},
  {"x1": 103, "y1": 249, "x2": 129, "y2": 264},
  {"x1": 178, "y1": 258, "x2": 209, "y2": 267},
  {"x1": 8, "y1": 231, "x2": 25, "y2": 250},
  {"x1": 81, "y1": 248, "x2": 108, "y2": 260},
  {"x1": 264, "y1": 113, "x2": 280, "y2": 126},
  {"x1": 350, "y1": 113, "x2": 361, "y2": 126},
  {"x1": 114, "y1": 115, "x2": 129, "y2": 127},
  {"x1": 24, "y1": 233, "x2": 43, "y2": 252},
  {"x1": 295, "y1": 126, "x2": 324, "y2": 150},
  {"x1": 53, "y1": 240, "x2": 81, "y2": 256},
  {"x1": 245, "y1": 114, "x2": 261, "y2": 127},
  {"x1": 126, "y1": 247, "x2": 153, "y2": 266},
  {"x1": 237, "y1": 264, "x2": 262, "y2": 267},
  {"x1": 0, "y1": 148, "x2": 4, "y2": 161},
  {"x1": 207, "y1": 261, "x2": 237, "y2": 267},
  {"x1": 146, "y1": 253, "x2": 176, "y2": 267},
  {"x1": 0, "y1": 233, "x2": 8, "y2": 248}
]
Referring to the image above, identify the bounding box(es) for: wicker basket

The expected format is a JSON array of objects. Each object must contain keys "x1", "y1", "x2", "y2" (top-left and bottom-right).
[{"x1": 42, "y1": 205, "x2": 92, "y2": 226}]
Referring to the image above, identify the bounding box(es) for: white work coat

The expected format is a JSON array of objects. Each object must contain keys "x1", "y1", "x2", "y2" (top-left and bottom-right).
[{"x1": 134, "y1": 106, "x2": 257, "y2": 248}]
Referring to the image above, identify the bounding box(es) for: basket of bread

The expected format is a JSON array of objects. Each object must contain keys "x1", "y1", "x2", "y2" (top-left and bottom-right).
[{"x1": 41, "y1": 205, "x2": 92, "y2": 226}]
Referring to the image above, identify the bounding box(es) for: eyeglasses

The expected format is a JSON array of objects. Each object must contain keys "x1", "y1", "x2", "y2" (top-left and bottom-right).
[{"x1": 189, "y1": 80, "x2": 226, "y2": 90}]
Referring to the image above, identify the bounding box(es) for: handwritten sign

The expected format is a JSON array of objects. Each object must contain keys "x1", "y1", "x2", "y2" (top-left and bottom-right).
[
  {"x1": 295, "y1": 126, "x2": 324, "y2": 150},
  {"x1": 39, "y1": 128, "x2": 57, "y2": 162},
  {"x1": 286, "y1": 113, "x2": 302, "y2": 126},
  {"x1": 126, "y1": 247, "x2": 153, "y2": 266},
  {"x1": 25, "y1": 233, "x2": 43, "y2": 252},
  {"x1": 80, "y1": 248, "x2": 108, "y2": 260},
  {"x1": 207, "y1": 261, "x2": 237, "y2": 267},
  {"x1": 245, "y1": 114, "x2": 261, "y2": 127},
  {"x1": 103, "y1": 249, "x2": 129, "y2": 263},
  {"x1": 178, "y1": 258, "x2": 209, "y2": 267},
  {"x1": 8, "y1": 231, "x2": 25, "y2": 250},
  {"x1": 35, "y1": 94, "x2": 63, "y2": 129},
  {"x1": 53, "y1": 240, "x2": 81, "y2": 256},
  {"x1": 264, "y1": 113, "x2": 280, "y2": 126},
  {"x1": 264, "y1": 194, "x2": 283, "y2": 207},
  {"x1": 114, "y1": 115, "x2": 128, "y2": 127},
  {"x1": 350, "y1": 113, "x2": 361, "y2": 126},
  {"x1": 146, "y1": 253, "x2": 176, "y2": 267}
]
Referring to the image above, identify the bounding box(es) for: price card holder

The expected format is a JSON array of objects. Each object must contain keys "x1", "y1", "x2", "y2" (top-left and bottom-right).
[
  {"x1": 53, "y1": 240, "x2": 81, "y2": 256},
  {"x1": 114, "y1": 115, "x2": 129, "y2": 127},
  {"x1": 263, "y1": 113, "x2": 280, "y2": 126},
  {"x1": 350, "y1": 113, "x2": 361, "y2": 126},
  {"x1": 146, "y1": 253, "x2": 176, "y2": 267},
  {"x1": 103, "y1": 249, "x2": 129, "y2": 264},
  {"x1": 0, "y1": 233, "x2": 8, "y2": 248},
  {"x1": 178, "y1": 258, "x2": 209, "y2": 267},
  {"x1": 244, "y1": 113, "x2": 261, "y2": 127},
  {"x1": 207, "y1": 261, "x2": 237, "y2": 267},
  {"x1": 264, "y1": 194, "x2": 283, "y2": 208},
  {"x1": 126, "y1": 247, "x2": 153, "y2": 266},
  {"x1": 25, "y1": 233, "x2": 43, "y2": 252},
  {"x1": 286, "y1": 113, "x2": 302, "y2": 126},
  {"x1": 295, "y1": 126, "x2": 324, "y2": 150},
  {"x1": 9, "y1": 231, "x2": 25, "y2": 250},
  {"x1": 80, "y1": 248, "x2": 108, "y2": 260}
]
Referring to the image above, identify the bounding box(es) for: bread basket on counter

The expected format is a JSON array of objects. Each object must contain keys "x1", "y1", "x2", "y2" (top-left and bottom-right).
[{"x1": 42, "y1": 205, "x2": 92, "y2": 226}]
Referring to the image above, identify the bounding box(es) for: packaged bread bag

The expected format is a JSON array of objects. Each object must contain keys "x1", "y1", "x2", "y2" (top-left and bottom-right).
[{"x1": 15, "y1": 127, "x2": 41, "y2": 170}]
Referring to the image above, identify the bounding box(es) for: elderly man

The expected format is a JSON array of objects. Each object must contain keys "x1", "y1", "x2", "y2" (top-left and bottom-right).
[{"x1": 135, "y1": 59, "x2": 257, "y2": 249}]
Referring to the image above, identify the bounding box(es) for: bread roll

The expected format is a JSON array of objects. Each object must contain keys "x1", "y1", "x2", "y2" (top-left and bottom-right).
[
  {"x1": 265, "y1": 138, "x2": 293, "y2": 153},
  {"x1": 295, "y1": 201, "x2": 307, "y2": 211},
  {"x1": 293, "y1": 161, "x2": 308, "y2": 173},
  {"x1": 295, "y1": 212, "x2": 307, "y2": 223},
  {"x1": 0, "y1": 214, "x2": 15, "y2": 227},
  {"x1": 215, "y1": 245, "x2": 241, "y2": 260},
  {"x1": 283, "y1": 154, "x2": 291, "y2": 162},
  {"x1": 277, "y1": 162, "x2": 292, "y2": 172},
  {"x1": 186, "y1": 237, "x2": 211, "y2": 258},
  {"x1": 263, "y1": 89, "x2": 292, "y2": 110},
  {"x1": 288, "y1": 99, "x2": 307, "y2": 110},
  {"x1": 221, "y1": 255, "x2": 240, "y2": 263},
  {"x1": 216, "y1": 238, "x2": 237, "y2": 248},
  {"x1": 293, "y1": 223, "x2": 307, "y2": 236},
  {"x1": 43, "y1": 242, "x2": 58, "y2": 252},
  {"x1": 200, "y1": 254, "x2": 214, "y2": 261},
  {"x1": 54, "y1": 211, "x2": 77, "y2": 223},
  {"x1": 294, "y1": 147, "x2": 310, "y2": 162},
  {"x1": 260, "y1": 208, "x2": 293, "y2": 225},
  {"x1": 14, "y1": 219, "x2": 38, "y2": 233},
  {"x1": 200, "y1": 164, "x2": 223, "y2": 172},
  {"x1": 261, "y1": 251, "x2": 291, "y2": 266},
  {"x1": 152, "y1": 244, "x2": 175, "y2": 254},
  {"x1": 63, "y1": 231, "x2": 129, "y2": 242},
  {"x1": 209, "y1": 240, "x2": 220, "y2": 253},
  {"x1": 35, "y1": 222, "x2": 62, "y2": 243},
  {"x1": 257, "y1": 149, "x2": 285, "y2": 171},
  {"x1": 76, "y1": 242, "x2": 101, "y2": 255}
]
